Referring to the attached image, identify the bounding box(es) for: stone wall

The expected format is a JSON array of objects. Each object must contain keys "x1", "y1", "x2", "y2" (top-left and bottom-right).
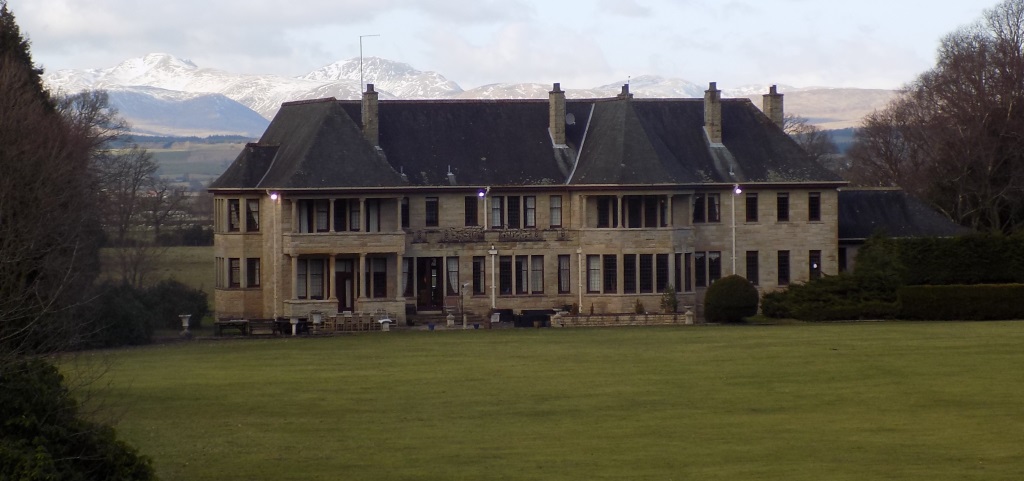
[{"x1": 553, "y1": 311, "x2": 696, "y2": 328}]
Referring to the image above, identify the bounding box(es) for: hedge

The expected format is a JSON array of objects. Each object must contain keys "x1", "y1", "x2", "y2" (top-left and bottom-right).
[{"x1": 898, "y1": 284, "x2": 1024, "y2": 320}]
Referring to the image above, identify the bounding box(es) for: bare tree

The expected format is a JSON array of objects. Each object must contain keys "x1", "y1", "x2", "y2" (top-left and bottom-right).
[
  {"x1": 847, "y1": 0, "x2": 1024, "y2": 233},
  {"x1": 0, "y1": 48, "x2": 101, "y2": 358},
  {"x1": 783, "y1": 114, "x2": 839, "y2": 166}
]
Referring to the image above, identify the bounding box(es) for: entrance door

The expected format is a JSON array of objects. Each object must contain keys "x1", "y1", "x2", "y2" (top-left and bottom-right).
[
  {"x1": 416, "y1": 257, "x2": 443, "y2": 311},
  {"x1": 336, "y1": 259, "x2": 354, "y2": 311}
]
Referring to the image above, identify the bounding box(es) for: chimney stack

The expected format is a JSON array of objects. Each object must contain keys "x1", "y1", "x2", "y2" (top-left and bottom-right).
[
  {"x1": 549, "y1": 82, "x2": 566, "y2": 146},
  {"x1": 704, "y1": 82, "x2": 722, "y2": 144},
  {"x1": 617, "y1": 83, "x2": 633, "y2": 99},
  {"x1": 362, "y1": 83, "x2": 379, "y2": 147},
  {"x1": 763, "y1": 85, "x2": 784, "y2": 129}
]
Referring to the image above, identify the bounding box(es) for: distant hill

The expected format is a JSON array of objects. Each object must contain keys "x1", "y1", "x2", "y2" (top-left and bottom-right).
[{"x1": 44, "y1": 53, "x2": 897, "y2": 137}]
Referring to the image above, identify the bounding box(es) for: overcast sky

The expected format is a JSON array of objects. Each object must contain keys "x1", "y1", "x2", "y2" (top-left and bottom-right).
[{"x1": 7, "y1": 0, "x2": 997, "y2": 90}]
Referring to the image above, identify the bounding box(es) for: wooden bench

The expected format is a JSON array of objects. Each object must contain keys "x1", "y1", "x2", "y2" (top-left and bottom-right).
[
  {"x1": 248, "y1": 318, "x2": 277, "y2": 335},
  {"x1": 214, "y1": 318, "x2": 249, "y2": 336}
]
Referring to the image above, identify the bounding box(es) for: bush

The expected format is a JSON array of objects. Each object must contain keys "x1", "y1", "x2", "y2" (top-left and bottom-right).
[
  {"x1": 85, "y1": 283, "x2": 154, "y2": 348},
  {"x1": 0, "y1": 359, "x2": 155, "y2": 480},
  {"x1": 704, "y1": 275, "x2": 759, "y2": 323},
  {"x1": 633, "y1": 298, "x2": 645, "y2": 314},
  {"x1": 899, "y1": 284, "x2": 1024, "y2": 320},
  {"x1": 143, "y1": 280, "x2": 209, "y2": 329},
  {"x1": 660, "y1": 285, "x2": 679, "y2": 313},
  {"x1": 759, "y1": 273, "x2": 899, "y2": 322}
]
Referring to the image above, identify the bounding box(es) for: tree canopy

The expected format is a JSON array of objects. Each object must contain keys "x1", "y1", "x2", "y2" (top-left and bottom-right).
[{"x1": 848, "y1": 0, "x2": 1024, "y2": 233}]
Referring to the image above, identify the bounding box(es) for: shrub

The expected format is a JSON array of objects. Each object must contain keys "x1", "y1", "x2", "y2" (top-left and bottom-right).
[
  {"x1": 704, "y1": 275, "x2": 759, "y2": 323},
  {"x1": 143, "y1": 280, "x2": 209, "y2": 329},
  {"x1": 0, "y1": 359, "x2": 155, "y2": 480},
  {"x1": 660, "y1": 285, "x2": 679, "y2": 313},
  {"x1": 85, "y1": 283, "x2": 154, "y2": 348},
  {"x1": 899, "y1": 284, "x2": 1024, "y2": 320},
  {"x1": 633, "y1": 298, "x2": 645, "y2": 314}
]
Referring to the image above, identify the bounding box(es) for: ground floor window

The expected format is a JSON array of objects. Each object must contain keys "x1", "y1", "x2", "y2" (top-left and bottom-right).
[
  {"x1": 365, "y1": 257, "x2": 388, "y2": 298},
  {"x1": 746, "y1": 251, "x2": 759, "y2": 285},
  {"x1": 297, "y1": 258, "x2": 327, "y2": 299},
  {"x1": 558, "y1": 255, "x2": 571, "y2": 293},
  {"x1": 499, "y1": 256, "x2": 513, "y2": 294},
  {"x1": 473, "y1": 256, "x2": 485, "y2": 295},
  {"x1": 246, "y1": 258, "x2": 260, "y2": 287},
  {"x1": 229, "y1": 258, "x2": 241, "y2": 288},
  {"x1": 778, "y1": 250, "x2": 790, "y2": 286}
]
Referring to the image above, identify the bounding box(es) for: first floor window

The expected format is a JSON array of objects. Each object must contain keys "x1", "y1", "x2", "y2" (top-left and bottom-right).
[
  {"x1": 746, "y1": 193, "x2": 758, "y2": 222},
  {"x1": 425, "y1": 197, "x2": 439, "y2": 227},
  {"x1": 839, "y1": 248, "x2": 848, "y2": 273},
  {"x1": 246, "y1": 258, "x2": 260, "y2": 287},
  {"x1": 491, "y1": 197, "x2": 504, "y2": 228},
  {"x1": 508, "y1": 196, "x2": 522, "y2": 229},
  {"x1": 558, "y1": 255, "x2": 571, "y2": 293},
  {"x1": 246, "y1": 199, "x2": 260, "y2": 232},
  {"x1": 473, "y1": 257, "x2": 485, "y2": 295},
  {"x1": 229, "y1": 258, "x2": 241, "y2": 288},
  {"x1": 524, "y1": 196, "x2": 536, "y2": 228},
  {"x1": 746, "y1": 251, "x2": 759, "y2": 285},
  {"x1": 401, "y1": 197, "x2": 410, "y2": 228},
  {"x1": 465, "y1": 196, "x2": 478, "y2": 226},
  {"x1": 777, "y1": 193, "x2": 790, "y2": 222},
  {"x1": 809, "y1": 192, "x2": 821, "y2": 222},
  {"x1": 550, "y1": 196, "x2": 563, "y2": 228},
  {"x1": 778, "y1": 250, "x2": 791, "y2": 286},
  {"x1": 228, "y1": 199, "x2": 241, "y2": 232}
]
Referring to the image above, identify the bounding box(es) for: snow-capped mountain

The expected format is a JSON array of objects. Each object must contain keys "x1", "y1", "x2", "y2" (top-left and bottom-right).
[{"x1": 43, "y1": 53, "x2": 896, "y2": 136}]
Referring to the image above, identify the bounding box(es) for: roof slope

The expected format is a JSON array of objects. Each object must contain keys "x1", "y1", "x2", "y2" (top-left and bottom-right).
[
  {"x1": 210, "y1": 98, "x2": 405, "y2": 189},
  {"x1": 838, "y1": 189, "x2": 972, "y2": 240},
  {"x1": 211, "y1": 94, "x2": 843, "y2": 191},
  {"x1": 340, "y1": 100, "x2": 569, "y2": 186},
  {"x1": 568, "y1": 99, "x2": 842, "y2": 185}
]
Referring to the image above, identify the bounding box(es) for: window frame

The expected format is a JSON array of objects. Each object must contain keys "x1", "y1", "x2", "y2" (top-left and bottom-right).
[
  {"x1": 777, "y1": 193, "x2": 790, "y2": 222},
  {"x1": 549, "y1": 195, "x2": 563, "y2": 228},
  {"x1": 425, "y1": 197, "x2": 439, "y2": 227},
  {"x1": 808, "y1": 192, "x2": 821, "y2": 222}
]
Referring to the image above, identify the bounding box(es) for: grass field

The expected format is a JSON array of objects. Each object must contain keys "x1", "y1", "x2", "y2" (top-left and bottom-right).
[
  {"x1": 99, "y1": 246, "x2": 214, "y2": 300},
  {"x1": 64, "y1": 322, "x2": 1024, "y2": 480}
]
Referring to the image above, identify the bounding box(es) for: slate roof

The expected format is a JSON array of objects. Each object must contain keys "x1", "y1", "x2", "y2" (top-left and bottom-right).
[
  {"x1": 210, "y1": 94, "x2": 844, "y2": 191},
  {"x1": 838, "y1": 189, "x2": 973, "y2": 241}
]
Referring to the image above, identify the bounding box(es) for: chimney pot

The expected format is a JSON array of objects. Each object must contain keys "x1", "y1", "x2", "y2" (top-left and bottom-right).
[
  {"x1": 362, "y1": 83, "x2": 380, "y2": 147},
  {"x1": 549, "y1": 82, "x2": 567, "y2": 146},
  {"x1": 763, "y1": 84, "x2": 784, "y2": 129},
  {"x1": 704, "y1": 81, "x2": 723, "y2": 144}
]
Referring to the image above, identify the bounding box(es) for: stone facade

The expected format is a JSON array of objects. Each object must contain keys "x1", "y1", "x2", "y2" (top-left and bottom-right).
[
  {"x1": 212, "y1": 185, "x2": 839, "y2": 323},
  {"x1": 210, "y1": 83, "x2": 845, "y2": 324}
]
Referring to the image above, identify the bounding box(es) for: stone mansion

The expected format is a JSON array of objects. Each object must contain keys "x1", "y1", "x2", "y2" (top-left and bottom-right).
[{"x1": 209, "y1": 82, "x2": 844, "y2": 323}]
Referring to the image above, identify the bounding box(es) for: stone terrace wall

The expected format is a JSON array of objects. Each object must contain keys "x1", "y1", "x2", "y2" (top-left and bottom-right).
[{"x1": 553, "y1": 311, "x2": 696, "y2": 328}]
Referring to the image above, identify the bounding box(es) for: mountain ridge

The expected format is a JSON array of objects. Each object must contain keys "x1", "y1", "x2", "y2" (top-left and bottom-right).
[{"x1": 44, "y1": 53, "x2": 896, "y2": 136}]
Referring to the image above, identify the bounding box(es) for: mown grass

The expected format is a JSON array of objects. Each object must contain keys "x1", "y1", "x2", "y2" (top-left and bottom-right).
[
  {"x1": 99, "y1": 246, "x2": 214, "y2": 300},
  {"x1": 64, "y1": 322, "x2": 1024, "y2": 481}
]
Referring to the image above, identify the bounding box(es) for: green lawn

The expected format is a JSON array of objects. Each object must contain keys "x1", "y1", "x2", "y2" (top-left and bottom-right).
[
  {"x1": 64, "y1": 322, "x2": 1024, "y2": 481},
  {"x1": 100, "y1": 246, "x2": 214, "y2": 300}
]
